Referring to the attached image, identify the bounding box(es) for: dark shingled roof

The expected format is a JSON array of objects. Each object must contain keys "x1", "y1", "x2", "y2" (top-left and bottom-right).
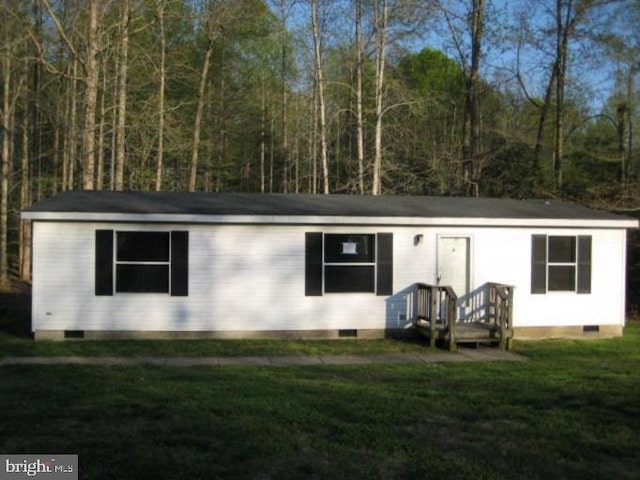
[{"x1": 22, "y1": 190, "x2": 634, "y2": 221}]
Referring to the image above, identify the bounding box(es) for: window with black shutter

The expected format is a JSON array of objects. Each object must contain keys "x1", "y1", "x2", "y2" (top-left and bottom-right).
[
  {"x1": 95, "y1": 230, "x2": 188, "y2": 296},
  {"x1": 305, "y1": 232, "x2": 393, "y2": 295}
]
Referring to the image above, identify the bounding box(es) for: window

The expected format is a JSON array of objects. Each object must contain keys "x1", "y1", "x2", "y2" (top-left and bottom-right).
[
  {"x1": 324, "y1": 234, "x2": 376, "y2": 293},
  {"x1": 116, "y1": 232, "x2": 170, "y2": 293},
  {"x1": 531, "y1": 235, "x2": 591, "y2": 294},
  {"x1": 95, "y1": 230, "x2": 188, "y2": 296},
  {"x1": 305, "y1": 232, "x2": 393, "y2": 296},
  {"x1": 547, "y1": 236, "x2": 576, "y2": 291}
]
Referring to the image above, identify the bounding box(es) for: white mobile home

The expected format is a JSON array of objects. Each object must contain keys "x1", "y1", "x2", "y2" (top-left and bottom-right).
[{"x1": 22, "y1": 191, "x2": 638, "y2": 341}]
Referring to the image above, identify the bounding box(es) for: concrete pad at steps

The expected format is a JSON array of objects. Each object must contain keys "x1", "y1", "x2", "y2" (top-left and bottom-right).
[
  {"x1": 458, "y1": 347, "x2": 525, "y2": 362},
  {"x1": 415, "y1": 352, "x2": 474, "y2": 363}
]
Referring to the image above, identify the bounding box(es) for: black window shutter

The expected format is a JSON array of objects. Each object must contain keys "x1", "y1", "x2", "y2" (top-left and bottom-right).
[
  {"x1": 577, "y1": 235, "x2": 592, "y2": 294},
  {"x1": 171, "y1": 231, "x2": 189, "y2": 296},
  {"x1": 305, "y1": 232, "x2": 323, "y2": 296},
  {"x1": 376, "y1": 233, "x2": 393, "y2": 296},
  {"x1": 95, "y1": 230, "x2": 114, "y2": 296},
  {"x1": 531, "y1": 234, "x2": 547, "y2": 294}
]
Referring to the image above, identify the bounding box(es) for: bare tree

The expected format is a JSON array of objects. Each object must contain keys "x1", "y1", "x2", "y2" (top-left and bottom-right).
[
  {"x1": 114, "y1": 0, "x2": 130, "y2": 191},
  {"x1": 155, "y1": 0, "x2": 167, "y2": 191},
  {"x1": 189, "y1": 3, "x2": 228, "y2": 192},
  {"x1": 189, "y1": 37, "x2": 214, "y2": 190},
  {"x1": 20, "y1": 68, "x2": 31, "y2": 281},
  {"x1": 438, "y1": 0, "x2": 485, "y2": 197},
  {"x1": 372, "y1": 0, "x2": 389, "y2": 195},
  {"x1": 465, "y1": 0, "x2": 484, "y2": 197},
  {"x1": 355, "y1": 0, "x2": 365, "y2": 194},
  {"x1": 311, "y1": 0, "x2": 329, "y2": 194},
  {"x1": 63, "y1": 59, "x2": 78, "y2": 191},
  {"x1": 82, "y1": 0, "x2": 99, "y2": 189},
  {"x1": 0, "y1": 45, "x2": 18, "y2": 289},
  {"x1": 41, "y1": 0, "x2": 100, "y2": 190},
  {"x1": 276, "y1": 0, "x2": 292, "y2": 193}
]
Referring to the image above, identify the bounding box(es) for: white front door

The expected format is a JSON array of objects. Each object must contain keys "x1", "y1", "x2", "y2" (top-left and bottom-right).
[{"x1": 437, "y1": 236, "x2": 470, "y2": 297}]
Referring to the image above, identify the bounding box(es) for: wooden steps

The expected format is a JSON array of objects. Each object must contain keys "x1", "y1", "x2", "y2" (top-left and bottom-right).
[{"x1": 413, "y1": 282, "x2": 514, "y2": 351}]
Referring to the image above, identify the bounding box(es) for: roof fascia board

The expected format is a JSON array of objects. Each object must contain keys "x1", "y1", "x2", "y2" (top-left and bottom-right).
[{"x1": 21, "y1": 211, "x2": 639, "y2": 229}]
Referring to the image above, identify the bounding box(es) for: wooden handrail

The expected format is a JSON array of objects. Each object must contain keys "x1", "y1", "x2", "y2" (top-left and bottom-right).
[
  {"x1": 486, "y1": 283, "x2": 514, "y2": 350},
  {"x1": 414, "y1": 283, "x2": 458, "y2": 350},
  {"x1": 414, "y1": 282, "x2": 513, "y2": 350}
]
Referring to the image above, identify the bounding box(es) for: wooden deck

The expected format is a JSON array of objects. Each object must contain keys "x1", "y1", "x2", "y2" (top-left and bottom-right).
[{"x1": 413, "y1": 283, "x2": 514, "y2": 350}]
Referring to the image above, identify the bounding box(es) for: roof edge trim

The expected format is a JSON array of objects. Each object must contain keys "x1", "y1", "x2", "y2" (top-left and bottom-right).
[{"x1": 20, "y1": 211, "x2": 639, "y2": 229}]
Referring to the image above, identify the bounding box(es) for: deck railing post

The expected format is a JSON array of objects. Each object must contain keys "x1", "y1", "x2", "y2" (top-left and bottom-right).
[
  {"x1": 497, "y1": 287, "x2": 505, "y2": 349},
  {"x1": 447, "y1": 291, "x2": 456, "y2": 351},
  {"x1": 429, "y1": 286, "x2": 438, "y2": 348},
  {"x1": 496, "y1": 285, "x2": 514, "y2": 350},
  {"x1": 505, "y1": 286, "x2": 514, "y2": 350}
]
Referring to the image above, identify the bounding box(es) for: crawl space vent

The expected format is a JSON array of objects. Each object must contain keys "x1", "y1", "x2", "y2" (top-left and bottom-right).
[
  {"x1": 338, "y1": 329, "x2": 358, "y2": 338},
  {"x1": 64, "y1": 330, "x2": 85, "y2": 339}
]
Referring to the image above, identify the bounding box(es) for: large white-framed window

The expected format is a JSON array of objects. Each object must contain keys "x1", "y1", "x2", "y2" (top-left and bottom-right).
[
  {"x1": 547, "y1": 236, "x2": 577, "y2": 291},
  {"x1": 532, "y1": 234, "x2": 591, "y2": 294}
]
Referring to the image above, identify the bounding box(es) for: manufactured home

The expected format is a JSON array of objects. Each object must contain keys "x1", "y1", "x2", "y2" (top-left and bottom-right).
[{"x1": 22, "y1": 191, "x2": 637, "y2": 341}]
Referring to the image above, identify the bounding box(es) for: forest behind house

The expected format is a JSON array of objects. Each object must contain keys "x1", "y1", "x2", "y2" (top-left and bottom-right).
[{"x1": 1, "y1": 0, "x2": 639, "y2": 307}]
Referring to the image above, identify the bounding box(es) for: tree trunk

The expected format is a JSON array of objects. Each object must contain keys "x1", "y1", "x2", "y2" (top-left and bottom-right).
[
  {"x1": 312, "y1": 84, "x2": 318, "y2": 193},
  {"x1": 155, "y1": 0, "x2": 166, "y2": 191},
  {"x1": 189, "y1": 41, "x2": 214, "y2": 192},
  {"x1": 533, "y1": 66, "x2": 557, "y2": 172},
  {"x1": 617, "y1": 101, "x2": 627, "y2": 183},
  {"x1": 31, "y1": 0, "x2": 43, "y2": 201},
  {"x1": 462, "y1": 0, "x2": 484, "y2": 197},
  {"x1": 311, "y1": 0, "x2": 329, "y2": 194},
  {"x1": 626, "y1": 70, "x2": 634, "y2": 188},
  {"x1": 96, "y1": 62, "x2": 107, "y2": 190},
  {"x1": 114, "y1": 0, "x2": 129, "y2": 191},
  {"x1": 109, "y1": 52, "x2": 118, "y2": 190},
  {"x1": 20, "y1": 89, "x2": 31, "y2": 282},
  {"x1": 355, "y1": 0, "x2": 365, "y2": 195},
  {"x1": 82, "y1": 0, "x2": 99, "y2": 190},
  {"x1": 63, "y1": 59, "x2": 78, "y2": 191},
  {"x1": 269, "y1": 111, "x2": 275, "y2": 193},
  {"x1": 372, "y1": 0, "x2": 388, "y2": 195},
  {"x1": 0, "y1": 54, "x2": 12, "y2": 289},
  {"x1": 260, "y1": 78, "x2": 266, "y2": 193},
  {"x1": 278, "y1": 0, "x2": 289, "y2": 193},
  {"x1": 52, "y1": 125, "x2": 60, "y2": 193},
  {"x1": 553, "y1": 0, "x2": 566, "y2": 192}
]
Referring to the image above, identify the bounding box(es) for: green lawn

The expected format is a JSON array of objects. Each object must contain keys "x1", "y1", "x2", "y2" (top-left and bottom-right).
[
  {"x1": 1, "y1": 324, "x2": 638, "y2": 479},
  {"x1": 0, "y1": 333, "x2": 436, "y2": 358}
]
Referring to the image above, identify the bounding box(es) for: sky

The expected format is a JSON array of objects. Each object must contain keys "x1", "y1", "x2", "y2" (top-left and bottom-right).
[{"x1": 278, "y1": 0, "x2": 633, "y2": 114}]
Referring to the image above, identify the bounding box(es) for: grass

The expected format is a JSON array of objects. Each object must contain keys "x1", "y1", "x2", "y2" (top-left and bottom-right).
[
  {"x1": 1, "y1": 318, "x2": 639, "y2": 479},
  {"x1": 0, "y1": 334, "x2": 436, "y2": 358}
]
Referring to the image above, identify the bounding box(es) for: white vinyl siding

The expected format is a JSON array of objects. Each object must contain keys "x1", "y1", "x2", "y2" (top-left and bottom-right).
[{"x1": 30, "y1": 221, "x2": 628, "y2": 334}]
